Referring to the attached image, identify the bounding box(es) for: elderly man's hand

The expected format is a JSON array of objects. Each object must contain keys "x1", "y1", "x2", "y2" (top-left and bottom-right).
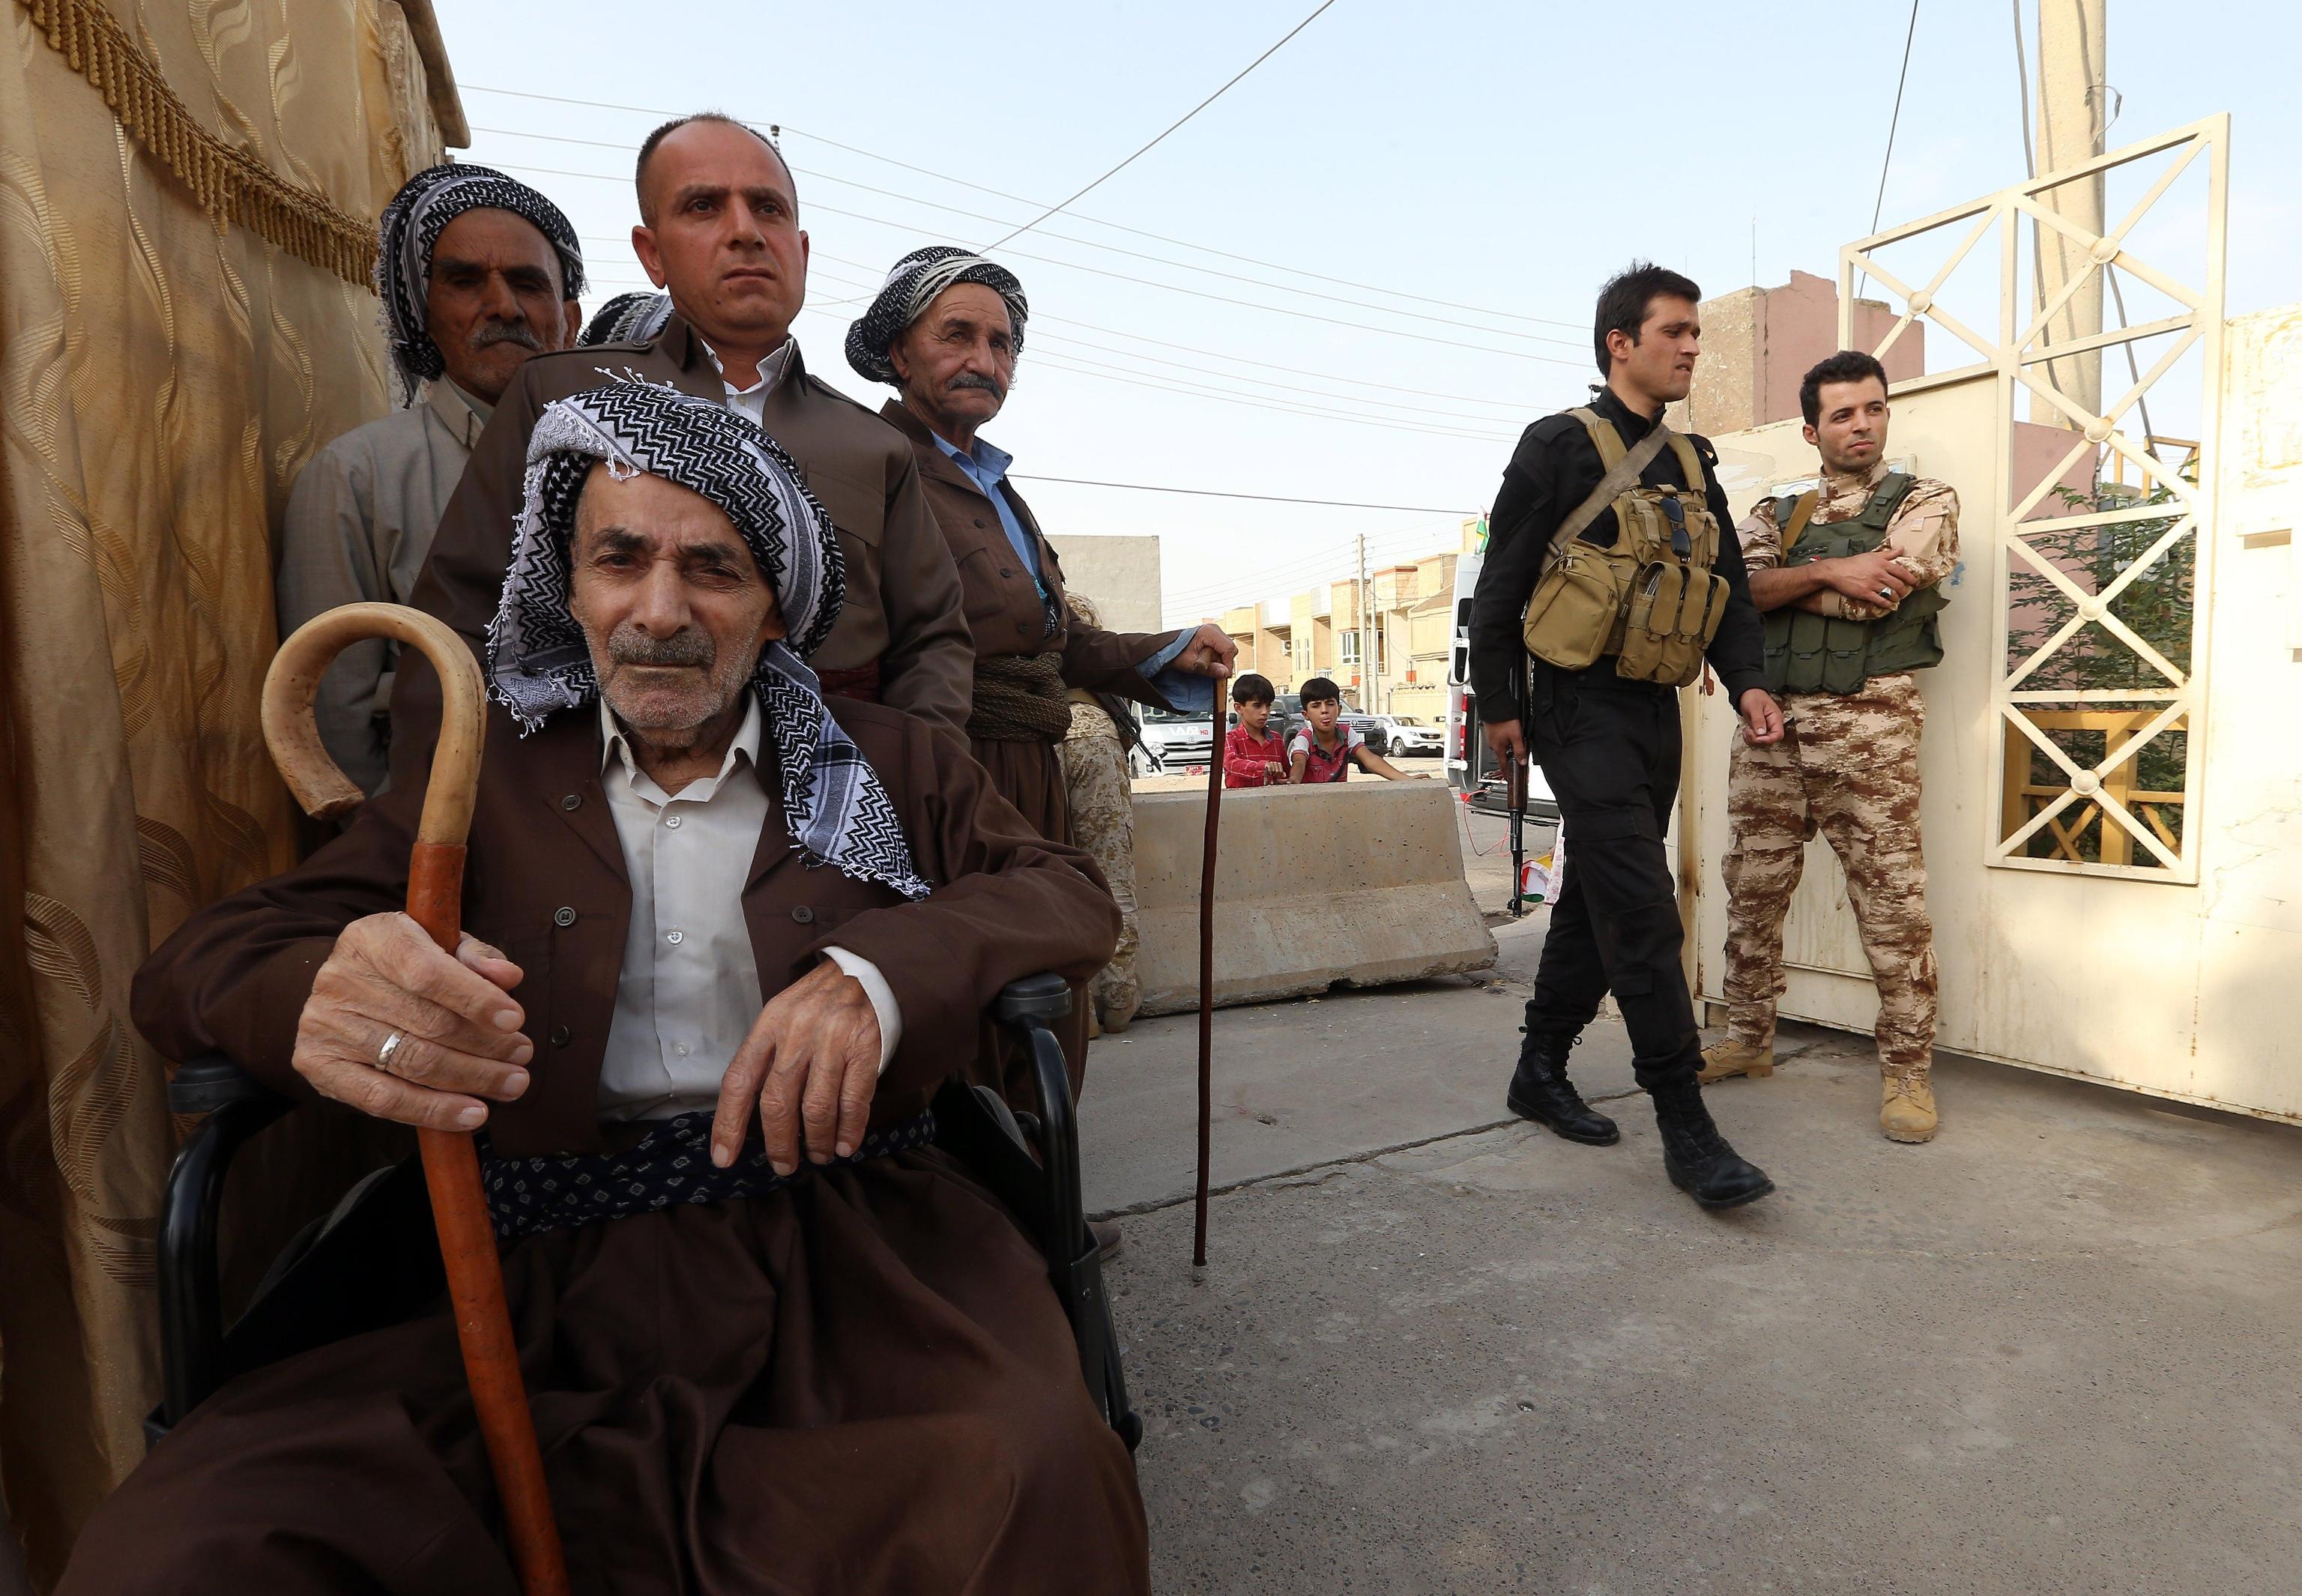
[
  {"x1": 711, "y1": 959, "x2": 881, "y2": 1174},
  {"x1": 293, "y1": 913, "x2": 532, "y2": 1130},
  {"x1": 1174, "y1": 623, "x2": 1236, "y2": 680}
]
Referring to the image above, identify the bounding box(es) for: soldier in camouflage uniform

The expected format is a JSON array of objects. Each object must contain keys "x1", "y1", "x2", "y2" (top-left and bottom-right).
[
  {"x1": 1703, "y1": 351, "x2": 1960, "y2": 1143},
  {"x1": 1060, "y1": 689, "x2": 1144, "y2": 1034}
]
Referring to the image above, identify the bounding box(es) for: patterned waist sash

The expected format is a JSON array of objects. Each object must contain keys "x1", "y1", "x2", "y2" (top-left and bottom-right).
[
  {"x1": 967, "y1": 651, "x2": 1072, "y2": 743},
  {"x1": 479, "y1": 1108, "x2": 938, "y2": 1239},
  {"x1": 816, "y1": 659, "x2": 883, "y2": 702}
]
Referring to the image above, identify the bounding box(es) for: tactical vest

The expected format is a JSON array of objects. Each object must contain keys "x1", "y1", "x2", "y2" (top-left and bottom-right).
[
  {"x1": 1519, "y1": 408, "x2": 1730, "y2": 688},
  {"x1": 1759, "y1": 471, "x2": 1947, "y2": 695}
]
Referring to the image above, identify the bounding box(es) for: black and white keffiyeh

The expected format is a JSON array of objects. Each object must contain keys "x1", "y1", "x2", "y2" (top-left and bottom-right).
[
  {"x1": 844, "y1": 245, "x2": 1028, "y2": 387},
  {"x1": 376, "y1": 163, "x2": 586, "y2": 402},
  {"x1": 579, "y1": 290, "x2": 675, "y2": 348},
  {"x1": 486, "y1": 383, "x2": 930, "y2": 901}
]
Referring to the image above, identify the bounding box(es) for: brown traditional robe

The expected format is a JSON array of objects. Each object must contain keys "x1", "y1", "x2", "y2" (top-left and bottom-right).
[
  {"x1": 387, "y1": 321, "x2": 976, "y2": 797},
  {"x1": 879, "y1": 402, "x2": 1182, "y2": 845},
  {"x1": 61, "y1": 700, "x2": 1146, "y2": 1596}
]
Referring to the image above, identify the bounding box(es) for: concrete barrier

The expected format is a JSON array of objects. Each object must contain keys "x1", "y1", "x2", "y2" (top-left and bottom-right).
[{"x1": 1132, "y1": 780, "x2": 1497, "y2": 1017}]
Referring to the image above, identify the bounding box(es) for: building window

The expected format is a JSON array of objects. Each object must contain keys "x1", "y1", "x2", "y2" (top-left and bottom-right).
[{"x1": 1339, "y1": 633, "x2": 1361, "y2": 666}]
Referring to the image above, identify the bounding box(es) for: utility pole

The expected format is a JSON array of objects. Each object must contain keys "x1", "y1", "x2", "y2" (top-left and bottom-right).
[
  {"x1": 2031, "y1": 0, "x2": 2108, "y2": 426},
  {"x1": 1355, "y1": 534, "x2": 1372, "y2": 712}
]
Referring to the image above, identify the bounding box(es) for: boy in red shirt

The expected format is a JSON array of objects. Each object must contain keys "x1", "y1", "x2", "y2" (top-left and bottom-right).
[
  {"x1": 1287, "y1": 677, "x2": 1419, "y2": 783},
  {"x1": 1222, "y1": 673, "x2": 1287, "y2": 788}
]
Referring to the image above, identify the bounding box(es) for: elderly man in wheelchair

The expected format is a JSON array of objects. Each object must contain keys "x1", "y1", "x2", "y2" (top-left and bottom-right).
[{"x1": 61, "y1": 385, "x2": 1147, "y2": 1596}]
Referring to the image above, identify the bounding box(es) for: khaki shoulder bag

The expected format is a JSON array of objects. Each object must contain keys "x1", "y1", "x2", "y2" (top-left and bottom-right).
[{"x1": 1520, "y1": 410, "x2": 1729, "y2": 686}]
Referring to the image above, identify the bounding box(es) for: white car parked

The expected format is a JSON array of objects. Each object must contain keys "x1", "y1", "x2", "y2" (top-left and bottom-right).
[{"x1": 1373, "y1": 715, "x2": 1443, "y2": 757}]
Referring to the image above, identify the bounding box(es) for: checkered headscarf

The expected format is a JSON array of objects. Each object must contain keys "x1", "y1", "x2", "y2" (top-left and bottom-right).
[
  {"x1": 579, "y1": 291, "x2": 674, "y2": 348},
  {"x1": 486, "y1": 383, "x2": 928, "y2": 901},
  {"x1": 845, "y1": 245, "x2": 1027, "y2": 387},
  {"x1": 377, "y1": 163, "x2": 585, "y2": 402}
]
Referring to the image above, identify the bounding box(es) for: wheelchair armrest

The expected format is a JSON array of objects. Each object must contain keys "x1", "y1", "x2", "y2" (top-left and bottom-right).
[
  {"x1": 987, "y1": 975, "x2": 1139, "y2": 1449},
  {"x1": 167, "y1": 1052, "x2": 287, "y2": 1116},
  {"x1": 993, "y1": 979, "x2": 1080, "y2": 1263},
  {"x1": 995, "y1": 971, "x2": 1072, "y2": 1027},
  {"x1": 154, "y1": 1054, "x2": 295, "y2": 1441}
]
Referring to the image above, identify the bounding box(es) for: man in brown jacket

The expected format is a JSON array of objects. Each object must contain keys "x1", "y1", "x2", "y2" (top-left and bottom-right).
[
  {"x1": 845, "y1": 245, "x2": 1236, "y2": 840},
  {"x1": 389, "y1": 113, "x2": 973, "y2": 792},
  {"x1": 63, "y1": 386, "x2": 1144, "y2": 1596}
]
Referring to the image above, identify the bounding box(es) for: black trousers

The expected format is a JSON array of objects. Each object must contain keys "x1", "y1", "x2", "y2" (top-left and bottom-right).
[{"x1": 1523, "y1": 670, "x2": 1701, "y2": 1090}]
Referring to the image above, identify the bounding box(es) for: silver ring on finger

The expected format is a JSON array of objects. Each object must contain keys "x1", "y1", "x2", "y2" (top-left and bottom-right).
[
  {"x1": 1878, "y1": 586, "x2": 1894, "y2": 599},
  {"x1": 376, "y1": 1030, "x2": 406, "y2": 1074}
]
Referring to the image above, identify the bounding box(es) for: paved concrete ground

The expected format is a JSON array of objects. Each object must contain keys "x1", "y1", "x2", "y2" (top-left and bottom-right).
[{"x1": 1084, "y1": 929, "x2": 2302, "y2": 1592}]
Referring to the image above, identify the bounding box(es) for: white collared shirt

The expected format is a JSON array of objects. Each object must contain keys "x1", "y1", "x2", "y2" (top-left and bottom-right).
[
  {"x1": 594, "y1": 697, "x2": 901, "y2": 1120},
  {"x1": 698, "y1": 336, "x2": 796, "y2": 429}
]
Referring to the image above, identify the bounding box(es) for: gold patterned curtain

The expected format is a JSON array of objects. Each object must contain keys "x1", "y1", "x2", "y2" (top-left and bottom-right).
[{"x1": 0, "y1": 1, "x2": 447, "y2": 1583}]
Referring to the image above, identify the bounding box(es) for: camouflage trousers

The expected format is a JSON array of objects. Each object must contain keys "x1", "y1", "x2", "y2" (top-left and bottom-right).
[
  {"x1": 1720, "y1": 673, "x2": 1938, "y2": 1080},
  {"x1": 1059, "y1": 700, "x2": 1141, "y2": 1030}
]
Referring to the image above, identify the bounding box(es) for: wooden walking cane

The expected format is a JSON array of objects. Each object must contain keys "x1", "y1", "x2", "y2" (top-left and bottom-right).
[
  {"x1": 1193, "y1": 696, "x2": 1223, "y2": 1268},
  {"x1": 263, "y1": 602, "x2": 570, "y2": 1596}
]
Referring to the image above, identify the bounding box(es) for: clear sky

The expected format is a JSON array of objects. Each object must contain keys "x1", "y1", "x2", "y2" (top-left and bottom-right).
[{"x1": 438, "y1": 0, "x2": 2295, "y2": 628}]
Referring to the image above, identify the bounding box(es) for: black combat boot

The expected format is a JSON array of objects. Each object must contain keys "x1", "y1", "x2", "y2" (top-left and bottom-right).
[
  {"x1": 1506, "y1": 1027, "x2": 1619, "y2": 1146},
  {"x1": 1647, "y1": 1075, "x2": 1774, "y2": 1209}
]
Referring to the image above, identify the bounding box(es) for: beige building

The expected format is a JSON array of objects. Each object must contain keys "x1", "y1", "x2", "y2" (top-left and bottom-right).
[
  {"x1": 1045, "y1": 533, "x2": 1162, "y2": 634},
  {"x1": 1215, "y1": 522, "x2": 1479, "y2": 713},
  {"x1": 1676, "y1": 269, "x2": 1927, "y2": 438}
]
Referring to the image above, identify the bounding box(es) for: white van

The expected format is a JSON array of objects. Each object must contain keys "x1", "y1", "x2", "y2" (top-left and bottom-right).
[{"x1": 1446, "y1": 547, "x2": 1559, "y2": 821}]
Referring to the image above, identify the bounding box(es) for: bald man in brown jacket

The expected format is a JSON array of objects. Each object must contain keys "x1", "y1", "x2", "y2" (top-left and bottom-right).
[{"x1": 387, "y1": 113, "x2": 973, "y2": 786}]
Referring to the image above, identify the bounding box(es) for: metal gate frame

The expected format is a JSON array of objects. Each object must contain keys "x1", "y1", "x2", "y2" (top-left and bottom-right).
[{"x1": 1837, "y1": 114, "x2": 2229, "y2": 883}]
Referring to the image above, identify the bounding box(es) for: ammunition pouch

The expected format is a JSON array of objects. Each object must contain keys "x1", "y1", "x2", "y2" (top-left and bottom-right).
[
  {"x1": 1521, "y1": 408, "x2": 1729, "y2": 688},
  {"x1": 1759, "y1": 472, "x2": 1948, "y2": 695}
]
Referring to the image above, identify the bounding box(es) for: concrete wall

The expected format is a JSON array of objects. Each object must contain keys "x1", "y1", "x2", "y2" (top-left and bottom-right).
[
  {"x1": 1684, "y1": 303, "x2": 2302, "y2": 1122},
  {"x1": 1132, "y1": 781, "x2": 1496, "y2": 1015},
  {"x1": 1047, "y1": 533, "x2": 1162, "y2": 634},
  {"x1": 1682, "y1": 270, "x2": 1928, "y2": 438}
]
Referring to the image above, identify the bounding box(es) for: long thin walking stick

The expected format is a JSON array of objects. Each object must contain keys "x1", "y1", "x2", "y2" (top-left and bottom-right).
[
  {"x1": 264, "y1": 602, "x2": 570, "y2": 1596},
  {"x1": 1194, "y1": 695, "x2": 1224, "y2": 1267}
]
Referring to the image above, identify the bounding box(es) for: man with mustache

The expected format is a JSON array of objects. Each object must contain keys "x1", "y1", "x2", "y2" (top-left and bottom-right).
[
  {"x1": 278, "y1": 164, "x2": 584, "y2": 794},
  {"x1": 393, "y1": 115, "x2": 973, "y2": 778},
  {"x1": 1468, "y1": 262, "x2": 1783, "y2": 1209},
  {"x1": 845, "y1": 246, "x2": 1233, "y2": 845},
  {"x1": 1701, "y1": 350, "x2": 1959, "y2": 1144},
  {"x1": 65, "y1": 384, "x2": 1146, "y2": 1595},
  {"x1": 845, "y1": 247, "x2": 1236, "y2": 1121}
]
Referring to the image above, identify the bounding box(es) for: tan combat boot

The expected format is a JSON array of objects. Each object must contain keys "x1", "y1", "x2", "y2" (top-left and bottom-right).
[
  {"x1": 1880, "y1": 1076, "x2": 1938, "y2": 1143},
  {"x1": 1698, "y1": 1039, "x2": 1774, "y2": 1085}
]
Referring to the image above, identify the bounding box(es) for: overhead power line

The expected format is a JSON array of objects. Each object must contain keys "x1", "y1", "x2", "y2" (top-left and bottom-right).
[
  {"x1": 572, "y1": 272, "x2": 1534, "y2": 440},
  {"x1": 979, "y1": 0, "x2": 1341, "y2": 250},
  {"x1": 985, "y1": 350, "x2": 1513, "y2": 442},
  {"x1": 1010, "y1": 478, "x2": 1473, "y2": 513},
  {"x1": 581, "y1": 258, "x2": 1530, "y2": 435},
  {"x1": 804, "y1": 248, "x2": 1545, "y2": 410},
  {"x1": 459, "y1": 81, "x2": 1582, "y2": 330},
  {"x1": 585, "y1": 256, "x2": 1544, "y2": 424},
  {"x1": 1871, "y1": 1, "x2": 1923, "y2": 237},
  {"x1": 494, "y1": 157, "x2": 1582, "y2": 366},
  {"x1": 478, "y1": 124, "x2": 1586, "y2": 352}
]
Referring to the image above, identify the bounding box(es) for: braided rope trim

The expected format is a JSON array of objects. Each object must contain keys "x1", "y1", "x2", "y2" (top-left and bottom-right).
[{"x1": 18, "y1": 0, "x2": 381, "y2": 288}]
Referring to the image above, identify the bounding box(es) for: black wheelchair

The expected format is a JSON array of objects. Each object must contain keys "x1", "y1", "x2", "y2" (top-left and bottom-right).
[{"x1": 148, "y1": 971, "x2": 1141, "y2": 1454}]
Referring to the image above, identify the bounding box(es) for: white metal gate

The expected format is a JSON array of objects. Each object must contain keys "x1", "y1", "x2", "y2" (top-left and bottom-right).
[{"x1": 1838, "y1": 114, "x2": 2229, "y2": 882}]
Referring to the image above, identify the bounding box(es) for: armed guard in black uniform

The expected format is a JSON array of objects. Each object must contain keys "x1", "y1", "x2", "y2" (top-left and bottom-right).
[{"x1": 1468, "y1": 262, "x2": 1785, "y2": 1209}]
